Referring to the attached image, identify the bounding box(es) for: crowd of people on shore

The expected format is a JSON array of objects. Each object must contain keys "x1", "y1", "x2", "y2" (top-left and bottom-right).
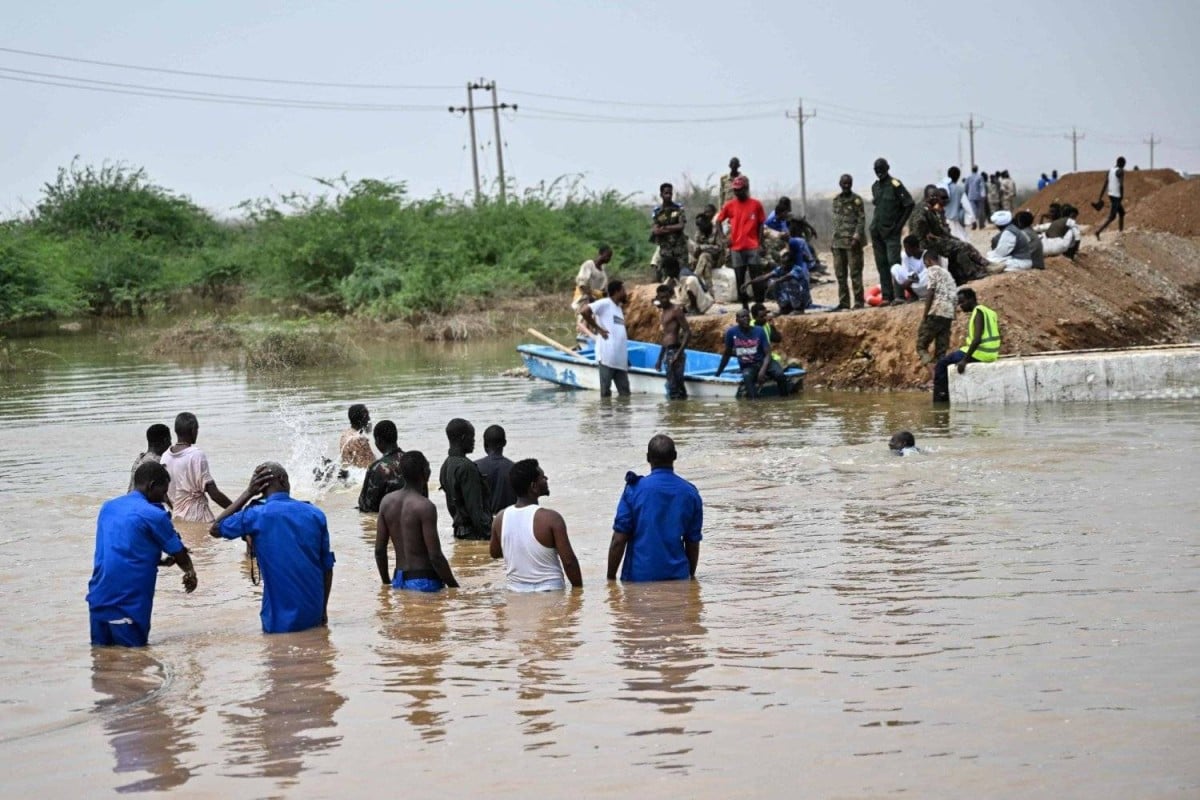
[
  {"x1": 88, "y1": 409, "x2": 704, "y2": 647},
  {"x1": 568, "y1": 154, "x2": 1130, "y2": 402}
]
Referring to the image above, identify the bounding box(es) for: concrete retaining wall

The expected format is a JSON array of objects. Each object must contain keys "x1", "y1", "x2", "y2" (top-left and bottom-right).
[{"x1": 949, "y1": 344, "x2": 1200, "y2": 404}]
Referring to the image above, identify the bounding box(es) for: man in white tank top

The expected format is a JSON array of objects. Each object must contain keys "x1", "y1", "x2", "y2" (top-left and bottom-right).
[{"x1": 489, "y1": 459, "x2": 582, "y2": 592}]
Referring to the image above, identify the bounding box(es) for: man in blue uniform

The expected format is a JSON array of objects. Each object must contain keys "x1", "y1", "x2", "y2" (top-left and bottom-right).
[
  {"x1": 606, "y1": 435, "x2": 703, "y2": 582},
  {"x1": 87, "y1": 462, "x2": 198, "y2": 647},
  {"x1": 211, "y1": 462, "x2": 335, "y2": 634}
]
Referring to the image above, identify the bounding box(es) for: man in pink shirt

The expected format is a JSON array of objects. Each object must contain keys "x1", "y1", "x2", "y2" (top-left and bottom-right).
[
  {"x1": 160, "y1": 412, "x2": 232, "y2": 523},
  {"x1": 713, "y1": 175, "x2": 766, "y2": 309}
]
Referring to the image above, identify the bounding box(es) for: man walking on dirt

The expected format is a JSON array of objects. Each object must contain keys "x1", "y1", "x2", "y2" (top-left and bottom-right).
[
  {"x1": 831, "y1": 173, "x2": 867, "y2": 310},
  {"x1": 1095, "y1": 156, "x2": 1127, "y2": 239},
  {"x1": 869, "y1": 158, "x2": 915, "y2": 304},
  {"x1": 966, "y1": 166, "x2": 986, "y2": 230},
  {"x1": 653, "y1": 283, "x2": 691, "y2": 400}
]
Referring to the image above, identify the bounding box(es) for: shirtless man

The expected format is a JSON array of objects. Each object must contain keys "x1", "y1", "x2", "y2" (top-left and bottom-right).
[
  {"x1": 653, "y1": 284, "x2": 691, "y2": 400},
  {"x1": 375, "y1": 451, "x2": 459, "y2": 592}
]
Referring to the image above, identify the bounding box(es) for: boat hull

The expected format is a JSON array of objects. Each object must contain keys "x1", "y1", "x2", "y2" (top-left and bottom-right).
[{"x1": 517, "y1": 340, "x2": 803, "y2": 399}]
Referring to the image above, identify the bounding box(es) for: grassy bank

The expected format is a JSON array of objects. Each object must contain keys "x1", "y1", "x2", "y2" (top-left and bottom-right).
[{"x1": 0, "y1": 161, "x2": 654, "y2": 326}]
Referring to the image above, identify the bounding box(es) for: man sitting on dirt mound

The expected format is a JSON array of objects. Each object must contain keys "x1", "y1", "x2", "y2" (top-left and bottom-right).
[
  {"x1": 910, "y1": 186, "x2": 989, "y2": 286},
  {"x1": 985, "y1": 211, "x2": 1035, "y2": 272},
  {"x1": 1037, "y1": 205, "x2": 1081, "y2": 259}
]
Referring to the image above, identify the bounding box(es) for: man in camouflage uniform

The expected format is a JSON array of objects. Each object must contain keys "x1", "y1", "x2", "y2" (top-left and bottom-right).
[
  {"x1": 869, "y1": 158, "x2": 915, "y2": 303},
  {"x1": 718, "y1": 157, "x2": 745, "y2": 206},
  {"x1": 830, "y1": 173, "x2": 867, "y2": 310},
  {"x1": 690, "y1": 208, "x2": 724, "y2": 285},
  {"x1": 652, "y1": 182, "x2": 688, "y2": 278},
  {"x1": 911, "y1": 186, "x2": 989, "y2": 285}
]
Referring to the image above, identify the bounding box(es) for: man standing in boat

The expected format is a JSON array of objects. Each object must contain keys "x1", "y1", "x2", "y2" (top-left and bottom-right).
[
  {"x1": 653, "y1": 283, "x2": 691, "y2": 400},
  {"x1": 579, "y1": 280, "x2": 631, "y2": 398}
]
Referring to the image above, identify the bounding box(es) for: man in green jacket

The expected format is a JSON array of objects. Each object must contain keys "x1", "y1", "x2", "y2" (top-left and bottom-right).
[{"x1": 869, "y1": 158, "x2": 915, "y2": 304}]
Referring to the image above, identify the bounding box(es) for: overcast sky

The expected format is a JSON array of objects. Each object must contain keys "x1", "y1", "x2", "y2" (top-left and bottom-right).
[{"x1": 3, "y1": 0, "x2": 1197, "y2": 217}]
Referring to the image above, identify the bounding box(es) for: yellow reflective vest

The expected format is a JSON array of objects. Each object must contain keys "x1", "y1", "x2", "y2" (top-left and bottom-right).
[{"x1": 960, "y1": 304, "x2": 1001, "y2": 362}]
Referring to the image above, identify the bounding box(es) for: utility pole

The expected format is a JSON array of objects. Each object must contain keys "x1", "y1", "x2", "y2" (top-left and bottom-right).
[
  {"x1": 785, "y1": 99, "x2": 816, "y2": 215},
  {"x1": 1144, "y1": 132, "x2": 1162, "y2": 169},
  {"x1": 961, "y1": 113, "x2": 983, "y2": 167},
  {"x1": 449, "y1": 79, "x2": 517, "y2": 204},
  {"x1": 1065, "y1": 127, "x2": 1084, "y2": 172}
]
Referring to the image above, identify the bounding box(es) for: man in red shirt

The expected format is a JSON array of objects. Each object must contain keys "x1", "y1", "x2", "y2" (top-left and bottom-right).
[{"x1": 713, "y1": 175, "x2": 766, "y2": 308}]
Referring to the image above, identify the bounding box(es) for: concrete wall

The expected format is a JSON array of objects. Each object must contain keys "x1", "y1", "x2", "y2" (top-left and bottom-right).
[{"x1": 949, "y1": 345, "x2": 1200, "y2": 404}]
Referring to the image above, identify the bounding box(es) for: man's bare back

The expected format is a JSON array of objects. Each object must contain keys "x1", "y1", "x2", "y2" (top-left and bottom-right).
[{"x1": 375, "y1": 487, "x2": 458, "y2": 587}]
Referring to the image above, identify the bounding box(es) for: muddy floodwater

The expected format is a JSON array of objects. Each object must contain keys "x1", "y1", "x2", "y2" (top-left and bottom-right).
[{"x1": 1, "y1": 328, "x2": 1197, "y2": 798}]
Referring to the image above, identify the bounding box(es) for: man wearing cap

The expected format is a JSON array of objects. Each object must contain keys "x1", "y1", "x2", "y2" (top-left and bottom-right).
[
  {"x1": 869, "y1": 158, "x2": 915, "y2": 304},
  {"x1": 713, "y1": 176, "x2": 767, "y2": 309},
  {"x1": 985, "y1": 210, "x2": 1034, "y2": 272}
]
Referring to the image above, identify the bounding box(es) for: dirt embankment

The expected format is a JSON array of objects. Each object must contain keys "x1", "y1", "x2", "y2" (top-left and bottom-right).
[
  {"x1": 1020, "y1": 168, "x2": 1181, "y2": 226},
  {"x1": 1128, "y1": 177, "x2": 1200, "y2": 237},
  {"x1": 625, "y1": 229, "x2": 1200, "y2": 390}
]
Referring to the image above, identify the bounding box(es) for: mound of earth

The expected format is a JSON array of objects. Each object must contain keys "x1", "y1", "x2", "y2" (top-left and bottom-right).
[
  {"x1": 1019, "y1": 169, "x2": 1181, "y2": 227},
  {"x1": 1128, "y1": 177, "x2": 1200, "y2": 238},
  {"x1": 623, "y1": 230, "x2": 1200, "y2": 390}
]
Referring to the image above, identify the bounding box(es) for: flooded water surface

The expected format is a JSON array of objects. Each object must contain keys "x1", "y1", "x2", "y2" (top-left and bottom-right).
[{"x1": 1, "y1": 329, "x2": 1197, "y2": 798}]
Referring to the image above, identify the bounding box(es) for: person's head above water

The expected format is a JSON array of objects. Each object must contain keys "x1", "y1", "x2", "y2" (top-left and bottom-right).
[
  {"x1": 399, "y1": 450, "x2": 431, "y2": 490},
  {"x1": 509, "y1": 458, "x2": 548, "y2": 500},
  {"x1": 146, "y1": 423, "x2": 172, "y2": 456},
  {"x1": 445, "y1": 418, "x2": 475, "y2": 454},
  {"x1": 254, "y1": 461, "x2": 290, "y2": 495},
  {"x1": 482, "y1": 424, "x2": 506, "y2": 454},
  {"x1": 889, "y1": 431, "x2": 916, "y2": 452},
  {"x1": 174, "y1": 412, "x2": 199, "y2": 444},
  {"x1": 373, "y1": 420, "x2": 399, "y2": 453},
  {"x1": 133, "y1": 461, "x2": 171, "y2": 503},
  {"x1": 348, "y1": 403, "x2": 370, "y2": 432},
  {"x1": 646, "y1": 434, "x2": 678, "y2": 469}
]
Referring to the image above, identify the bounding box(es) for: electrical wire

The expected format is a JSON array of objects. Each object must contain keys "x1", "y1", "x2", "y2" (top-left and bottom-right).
[{"x1": 0, "y1": 44, "x2": 455, "y2": 90}]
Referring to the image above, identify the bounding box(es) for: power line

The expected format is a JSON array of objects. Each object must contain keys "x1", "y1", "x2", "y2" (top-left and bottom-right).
[
  {"x1": 0, "y1": 66, "x2": 445, "y2": 110},
  {"x1": 0, "y1": 45, "x2": 455, "y2": 90},
  {"x1": 504, "y1": 87, "x2": 790, "y2": 109},
  {"x1": 1144, "y1": 133, "x2": 1162, "y2": 169}
]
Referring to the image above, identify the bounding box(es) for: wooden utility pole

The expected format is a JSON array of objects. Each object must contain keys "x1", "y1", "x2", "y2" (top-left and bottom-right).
[
  {"x1": 962, "y1": 113, "x2": 983, "y2": 167},
  {"x1": 1144, "y1": 133, "x2": 1161, "y2": 169},
  {"x1": 1065, "y1": 127, "x2": 1085, "y2": 172},
  {"x1": 450, "y1": 79, "x2": 517, "y2": 204},
  {"x1": 785, "y1": 99, "x2": 816, "y2": 215}
]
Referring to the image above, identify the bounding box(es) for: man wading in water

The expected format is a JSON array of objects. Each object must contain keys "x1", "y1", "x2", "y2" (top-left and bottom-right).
[
  {"x1": 653, "y1": 284, "x2": 690, "y2": 400},
  {"x1": 376, "y1": 451, "x2": 459, "y2": 592}
]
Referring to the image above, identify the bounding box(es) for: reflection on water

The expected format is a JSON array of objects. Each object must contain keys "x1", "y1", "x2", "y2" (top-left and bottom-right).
[
  {"x1": 219, "y1": 629, "x2": 344, "y2": 783},
  {"x1": 90, "y1": 648, "x2": 196, "y2": 793},
  {"x1": 0, "y1": 330, "x2": 1197, "y2": 797}
]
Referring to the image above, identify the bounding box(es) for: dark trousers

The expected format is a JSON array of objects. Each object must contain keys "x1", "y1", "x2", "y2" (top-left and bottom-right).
[
  {"x1": 598, "y1": 364, "x2": 630, "y2": 398},
  {"x1": 933, "y1": 350, "x2": 978, "y2": 402},
  {"x1": 764, "y1": 358, "x2": 791, "y2": 396},
  {"x1": 663, "y1": 346, "x2": 687, "y2": 399},
  {"x1": 1097, "y1": 195, "x2": 1125, "y2": 234},
  {"x1": 831, "y1": 246, "x2": 865, "y2": 308},
  {"x1": 917, "y1": 315, "x2": 953, "y2": 360},
  {"x1": 870, "y1": 229, "x2": 902, "y2": 301}
]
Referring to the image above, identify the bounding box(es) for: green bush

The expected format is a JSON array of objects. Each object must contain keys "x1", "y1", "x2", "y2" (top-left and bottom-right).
[{"x1": 1, "y1": 163, "x2": 654, "y2": 324}]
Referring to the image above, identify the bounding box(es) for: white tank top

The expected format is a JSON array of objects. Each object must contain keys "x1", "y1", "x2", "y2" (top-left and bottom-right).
[{"x1": 500, "y1": 504, "x2": 565, "y2": 592}]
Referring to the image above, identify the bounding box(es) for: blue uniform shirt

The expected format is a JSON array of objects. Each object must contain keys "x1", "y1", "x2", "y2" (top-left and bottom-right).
[
  {"x1": 86, "y1": 492, "x2": 186, "y2": 633},
  {"x1": 218, "y1": 493, "x2": 335, "y2": 634},
  {"x1": 613, "y1": 468, "x2": 704, "y2": 581}
]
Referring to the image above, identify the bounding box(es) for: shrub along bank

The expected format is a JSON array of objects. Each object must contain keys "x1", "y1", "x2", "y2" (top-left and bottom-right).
[{"x1": 0, "y1": 162, "x2": 653, "y2": 325}]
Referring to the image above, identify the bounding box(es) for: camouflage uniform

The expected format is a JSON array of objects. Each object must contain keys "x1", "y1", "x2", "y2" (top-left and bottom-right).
[
  {"x1": 910, "y1": 202, "x2": 988, "y2": 285},
  {"x1": 357, "y1": 448, "x2": 405, "y2": 513},
  {"x1": 690, "y1": 228, "x2": 724, "y2": 285},
  {"x1": 652, "y1": 201, "x2": 689, "y2": 270},
  {"x1": 830, "y1": 190, "x2": 867, "y2": 309}
]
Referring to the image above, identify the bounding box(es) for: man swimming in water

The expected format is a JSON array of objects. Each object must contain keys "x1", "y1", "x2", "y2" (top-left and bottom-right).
[
  {"x1": 888, "y1": 431, "x2": 920, "y2": 455},
  {"x1": 339, "y1": 404, "x2": 375, "y2": 469},
  {"x1": 375, "y1": 451, "x2": 460, "y2": 592}
]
